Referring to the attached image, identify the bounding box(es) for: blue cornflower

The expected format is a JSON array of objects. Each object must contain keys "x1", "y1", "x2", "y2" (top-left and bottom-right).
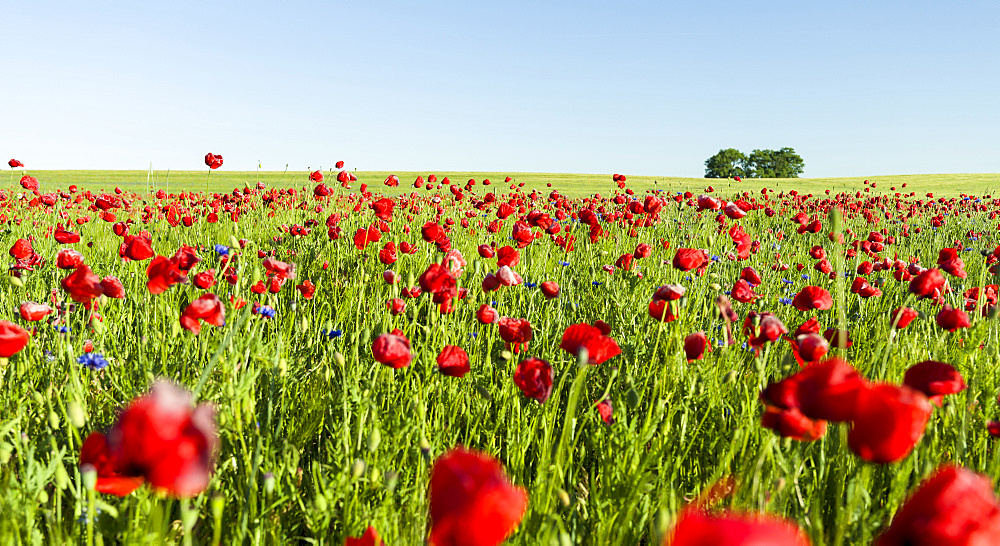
[
  {"x1": 78, "y1": 353, "x2": 109, "y2": 371},
  {"x1": 54, "y1": 325, "x2": 70, "y2": 334},
  {"x1": 524, "y1": 282, "x2": 537, "y2": 288},
  {"x1": 724, "y1": 290, "x2": 732, "y2": 295},
  {"x1": 254, "y1": 305, "x2": 276, "y2": 318},
  {"x1": 779, "y1": 297, "x2": 793, "y2": 305},
  {"x1": 214, "y1": 244, "x2": 230, "y2": 256},
  {"x1": 592, "y1": 281, "x2": 603, "y2": 286},
  {"x1": 321, "y1": 329, "x2": 343, "y2": 339},
  {"x1": 559, "y1": 261, "x2": 570, "y2": 266},
  {"x1": 710, "y1": 255, "x2": 721, "y2": 262},
  {"x1": 684, "y1": 276, "x2": 692, "y2": 281},
  {"x1": 801, "y1": 274, "x2": 810, "y2": 280},
  {"x1": 782, "y1": 278, "x2": 794, "y2": 284},
  {"x1": 469, "y1": 332, "x2": 477, "y2": 339}
]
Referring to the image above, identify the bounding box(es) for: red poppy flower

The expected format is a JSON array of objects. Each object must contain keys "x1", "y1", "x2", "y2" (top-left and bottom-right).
[
  {"x1": 936, "y1": 304, "x2": 970, "y2": 332},
  {"x1": 539, "y1": 281, "x2": 560, "y2": 299},
  {"x1": 513, "y1": 357, "x2": 552, "y2": 403},
  {"x1": 593, "y1": 320, "x2": 612, "y2": 335},
  {"x1": 437, "y1": 345, "x2": 470, "y2": 377},
  {"x1": 262, "y1": 257, "x2": 296, "y2": 281},
  {"x1": 9, "y1": 238, "x2": 34, "y2": 260},
  {"x1": 560, "y1": 323, "x2": 620, "y2": 365},
  {"x1": 496, "y1": 246, "x2": 520, "y2": 267},
  {"x1": 428, "y1": 447, "x2": 528, "y2": 546},
  {"x1": 146, "y1": 255, "x2": 188, "y2": 295},
  {"x1": 372, "y1": 333, "x2": 412, "y2": 368},
  {"x1": 296, "y1": 280, "x2": 316, "y2": 299},
  {"x1": 56, "y1": 248, "x2": 85, "y2": 270},
  {"x1": 19, "y1": 175, "x2": 39, "y2": 191},
  {"x1": 421, "y1": 222, "x2": 447, "y2": 243},
  {"x1": 903, "y1": 361, "x2": 966, "y2": 405},
  {"x1": 937, "y1": 248, "x2": 967, "y2": 279},
  {"x1": 790, "y1": 333, "x2": 829, "y2": 364},
  {"x1": 875, "y1": 465, "x2": 1000, "y2": 545},
  {"x1": 761, "y1": 406, "x2": 827, "y2": 441},
  {"x1": 204, "y1": 153, "x2": 223, "y2": 169},
  {"x1": 419, "y1": 263, "x2": 458, "y2": 298},
  {"x1": 54, "y1": 225, "x2": 81, "y2": 244},
  {"x1": 0, "y1": 321, "x2": 30, "y2": 358},
  {"x1": 684, "y1": 332, "x2": 711, "y2": 362},
  {"x1": 120, "y1": 235, "x2": 155, "y2": 261},
  {"x1": 652, "y1": 284, "x2": 686, "y2": 302},
  {"x1": 891, "y1": 307, "x2": 919, "y2": 328},
  {"x1": 476, "y1": 304, "x2": 498, "y2": 324},
  {"x1": 499, "y1": 317, "x2": 533, "y2": 353},
  {"x1": 792, "y1": 286, "x2": 833, "y2": 311},
  {"x1": 387, "y1": 297, "x2": 406, "y2": 315},
  {"x1": 731, "y1": 279, "x2": 760, "y2": 303},
  {"x1": 761, "y1": 358, "x2": 867, "y2": 422},
  {"x1": 19, "y1": 302, "x2": 53, "y2": 322},
  {"x1": 308, "y1": 170, "x2": 323, "y2": 183},
  {"x1": 648, "y1": 300, "x2": 678, "y2": 322},
  {"x1": 7, "y1": 159, "x2": 23, "y2": 168},
  {"x1": 345, "y1": 527, "x2": 384, "y2": 546},
  {"x1": 672, "y1": 248, "x2": 709, "y2": 271},
  {"x1": 192, "y1": 270, "x2": 217, "y2": 290},
  {"x1": 477, "y1": 244, "x2": 496, "y2": 258},
  {"x1": 179, "y1": 294, "x2": 226, "y2": 335},
  {"x1": 103, "y1": 381, "x2": 218, "y2": 497},
  {"x1": 171, "y1": 245, "x2": 201, "y2": 272},
  {"x1": 79, "y1": 433, "x2": 145, "y2": 496},
  {"x1": 909, "y1": 268, "x2": 945, "y2": 298},
  {"x1": 668, "y1": 508, "x2": 810, "y2": 546},
  {"x1": 495, "y1": 266, "x2": 523, "y2": 287},
  {"x1": 62, "y1": 264, "x2": 105, "y2": 304},
  {"x1": 742, "y1": 312, "x2": 788, "y2": 349},
  {"x1": 740, "y1": 267, "x2": 762, "y2": 285},
  {"x1": 848, "y1": 383, "x2": 932, "y2": 463},
  {"x1": 101, "y1": 276, "x2": 126, "y2": 299}
]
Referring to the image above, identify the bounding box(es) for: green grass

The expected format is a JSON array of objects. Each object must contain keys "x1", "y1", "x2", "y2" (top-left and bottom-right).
[
  {"x1": 0, "y1": 174, "x2": 998, "y2": 544},
  {"x1": 15, "y1": 169, "x2": 1000, "y2": 197}
]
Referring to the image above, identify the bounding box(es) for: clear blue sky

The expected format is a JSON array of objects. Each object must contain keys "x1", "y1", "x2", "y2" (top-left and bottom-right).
[{"x1": 3, "y1": 0, "x2": 998, "y2": 177}]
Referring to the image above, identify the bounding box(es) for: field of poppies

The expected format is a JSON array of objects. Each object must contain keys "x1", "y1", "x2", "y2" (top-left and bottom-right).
[{"x1": 2, "y1": 155, "x2": 1000, "y2": 545}]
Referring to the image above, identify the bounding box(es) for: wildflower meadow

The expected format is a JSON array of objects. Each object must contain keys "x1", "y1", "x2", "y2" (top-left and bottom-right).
[{"x1": 2, "y1": 155, "x2": 1000, "y2": 545}]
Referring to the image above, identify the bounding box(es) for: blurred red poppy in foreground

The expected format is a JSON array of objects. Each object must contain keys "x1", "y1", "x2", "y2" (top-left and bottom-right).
[
  {"x1": 0, "y1": 321, "x2": 30, "y2": 358},
  {"x1": 902, "y1": 360, "x2": 966, "y2": 406},
  {"x1": 428, "y1": 447, "x2": 528, "y2": 546},
  {"x1": 667, "y1": 508, "x2": 810, "y2": 545},
  {"x1": 80, "y1": 381, "x2": 218, "y2": 497},
  {"x1": 875, "y1": 465, "x2": 1000, "y2": 545},
  {"x1": 848, "y1": 383, "x2": 932, "y2": 463}
]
